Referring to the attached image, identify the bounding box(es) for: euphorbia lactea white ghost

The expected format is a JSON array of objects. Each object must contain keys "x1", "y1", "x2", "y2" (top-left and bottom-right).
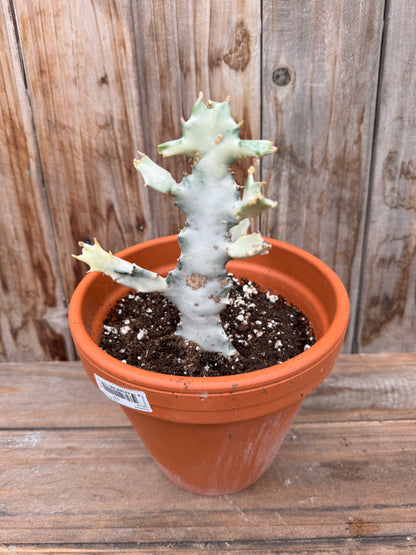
[{"x1": 74, "y1": 93, "x2": 277, "y2": 356}]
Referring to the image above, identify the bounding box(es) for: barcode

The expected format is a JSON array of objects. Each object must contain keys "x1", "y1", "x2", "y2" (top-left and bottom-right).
[
  {"x1": 101, "y1": 381, "x2": 141, "y2": 403},
  {"x1": 94, "y1": 374, "x2": 152, "y2": 412}
]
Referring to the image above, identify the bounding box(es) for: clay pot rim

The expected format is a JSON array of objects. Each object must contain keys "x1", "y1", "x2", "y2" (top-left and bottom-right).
[{"x1": 69, "y1": 236, "x2": 349, "y2": 395}]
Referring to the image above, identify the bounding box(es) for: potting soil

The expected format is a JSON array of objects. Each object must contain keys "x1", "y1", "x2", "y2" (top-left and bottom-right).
[{"x1": 99, "y1": 276, "x2": 316, "y2": 377}]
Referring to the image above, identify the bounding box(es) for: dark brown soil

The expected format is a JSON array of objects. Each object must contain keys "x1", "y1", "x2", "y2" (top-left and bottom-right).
[{"x1": 99, "y1": 276, "x2": 315, "y2": 377}]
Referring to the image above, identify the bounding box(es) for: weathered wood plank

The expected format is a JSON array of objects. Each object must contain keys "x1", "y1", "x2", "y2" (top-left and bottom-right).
[
  {"x1": 0, "y1": 2, "x2": 73, "y2": 361},
  {"x1": 1, "y1": 0, "x2": 414, "y2": 364},
  {"x1": 0, "y1": 423, "x2": 414, "y2": 546},
  {"x1": 299, "y1": 352, "x2": 416, "y2": 422},
  {"x1": 0, "y1": 355, "x2": 415, "y2": 550},
  {"x1": 10, "y1": 0, "x2": 263, "y2": 337},
  {"x1": 261, "y1": 0, "x2": 385, "y2": 352},
  {"x1": 12, "y1": 0, "x2": 154, "y2": 301},
  {"x1": 130, "y1": 0, "x2": 262, "y2": 235},
  {"x1": 0, "y1": 361, "x2": 124, "y2": 428},
  {"x1": 355, "y1": 0, "x2": 416, "y2": 352},
  {"x1": 0, "y1": 544, "x2": 413, "y2": 555},
  {"x1": 1, "y1": 354, "x2": 415, "y2": 429}
]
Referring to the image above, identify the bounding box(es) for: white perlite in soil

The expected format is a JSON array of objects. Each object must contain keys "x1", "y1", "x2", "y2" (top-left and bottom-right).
[{"x1": 99, "y1": 276, "x2": 316, "y2": 377}]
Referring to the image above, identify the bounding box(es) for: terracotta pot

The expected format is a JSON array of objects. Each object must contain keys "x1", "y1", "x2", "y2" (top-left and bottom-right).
[{"x1": 68, "y1": 235, "x2": 349, "y2": 495}]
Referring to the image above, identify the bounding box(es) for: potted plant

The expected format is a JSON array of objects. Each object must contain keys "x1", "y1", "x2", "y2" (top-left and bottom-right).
[{"x1": 69, "y1": 94, "x2": 349, "y2": 495}]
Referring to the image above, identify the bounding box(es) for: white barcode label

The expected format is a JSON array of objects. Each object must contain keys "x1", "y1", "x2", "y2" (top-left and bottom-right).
[{"x1": 94, "y1": 374, "x2": 152, "y2": 412}]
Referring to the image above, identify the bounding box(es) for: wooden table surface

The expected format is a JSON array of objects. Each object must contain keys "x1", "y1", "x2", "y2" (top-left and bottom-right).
[{"x1": 0, "y1": 354, "x2": 415, "y2": 554}]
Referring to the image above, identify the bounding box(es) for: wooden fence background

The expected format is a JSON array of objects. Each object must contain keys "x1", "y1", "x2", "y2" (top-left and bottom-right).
[{"x1": 1, "y1": 0, "x2": 415, "y2": 362}]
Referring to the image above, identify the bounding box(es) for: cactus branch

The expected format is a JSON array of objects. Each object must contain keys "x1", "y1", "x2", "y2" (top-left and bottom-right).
[
  {"x1": 73, "y1": 240, "x2": 167, "y2": 293},
  {"x1": 230, "y1": 219, "x2": 250, "y2": 242},
  {"x1": 158, "y1": 138, "x2": 197, "y2": 158},
  {"x1": 233, "y1": 140, "x2": 277, "y2": 161},
  {"x1": 133, "y1": 154, "x2": 178, "y2": 194},
  {"x1": 234, "y1": 166, "x2": 277, "y2": 220},
  {"x1": 227, "y1": 233, "x2": 271, "y2": 259}
]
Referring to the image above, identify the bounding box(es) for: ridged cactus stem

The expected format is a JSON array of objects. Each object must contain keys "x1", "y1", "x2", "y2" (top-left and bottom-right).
[
  {"x1": 163, "y1": 168, "x2": 240, "y2": 355},
  {"x1": 74, "y1": 94, "x2": 277, "y2": 357}
]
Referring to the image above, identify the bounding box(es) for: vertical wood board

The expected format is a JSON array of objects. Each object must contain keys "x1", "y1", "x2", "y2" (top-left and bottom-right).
[
  {"x1": 2, "y1": 0, "x2": 416, "y2": 360},
  {"x1": 131, "y1": 0, "x2": 262, "y2": 236},
  {"x1": 12, "y1": 0, "x2": 154, "y2": 300},
  {"x1": 261, "y1": 0, "x2": 385, "y2": 351},
  {"x1": 0, "y1": 2, "x2": 73, "y2": 361},
  {"x1": 3, "y1": 0, "x2": 263, "y2": 361},
  {"x1": 14, "y1": 0, "x2": 262, "y2": 299},
  {"x1": 356, "y1": 0, "x2": 416, "y2": 352}
]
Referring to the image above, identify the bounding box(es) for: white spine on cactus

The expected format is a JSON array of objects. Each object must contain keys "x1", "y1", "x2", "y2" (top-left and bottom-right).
[{"x1": 74, "y1": 95, "x2": 277, "y2": 357}]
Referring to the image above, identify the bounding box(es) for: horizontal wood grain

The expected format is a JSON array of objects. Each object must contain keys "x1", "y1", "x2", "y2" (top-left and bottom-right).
[
  {"x1": 0, "y1": 361, "x2": 124, "y2": 428},
  {"x1": 0, "y1": 424, "x2": 414, "y2": 546},
  {"x1": 299, "y1": 353, "x2": 416, "y2": 422},
  {"x1": 0, "y1": 354, "x2": 415, "y2": 551},
  {"x1": 1, "y1": 354, "x2": 416, "y2": 429}
]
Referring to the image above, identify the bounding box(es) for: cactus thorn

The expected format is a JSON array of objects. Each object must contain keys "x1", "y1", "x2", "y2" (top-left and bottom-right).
[
  {"x1": 248, "y1": 166, "x2": 255, "y2": 175},
  {"x1": 225, "y1": 95, "x2": 231, "y2": 103},
  {"x1": 180, "y1": 117, "x2": 186, "y2": 125},
  {"x1": 198, "y1": 91, "x2": 204, "y2": 101},
  {"x1": 237, "y1": 120, "x2": 244, "y2": 129},
  {"x1": 215, "y1": 134, "x2": 223, "y2": 144},
  {"x1": 272, "y1": 146, "x2": 278, "y2": 153}
]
